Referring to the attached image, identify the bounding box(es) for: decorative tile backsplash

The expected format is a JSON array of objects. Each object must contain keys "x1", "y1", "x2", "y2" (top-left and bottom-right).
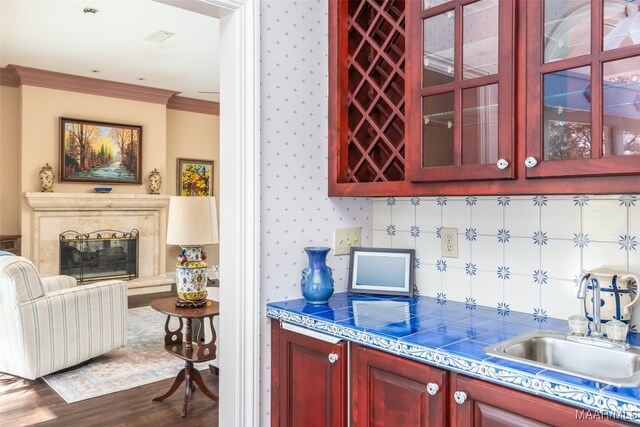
[{"x1": 373, "y1": 195, "x2": 640, "y2": 328}]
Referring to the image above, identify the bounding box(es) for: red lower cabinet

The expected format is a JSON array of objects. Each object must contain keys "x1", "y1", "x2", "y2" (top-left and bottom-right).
[
  {"x1": 270, "y1": 322, "x2": 347, "y2": 427},
  {"x1": 351, "y1": 344, "x2": 448, "y2": 427},
  {"x1": 450, "y1": 373, "x2": 633, "y2": 427},
  {"x1": 271, "y1": 321, "x2": 635, "y2": 427}
]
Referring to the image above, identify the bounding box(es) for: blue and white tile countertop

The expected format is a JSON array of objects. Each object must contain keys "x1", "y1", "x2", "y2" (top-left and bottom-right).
[{"x1": 266, "y1": 292, "x2": 640, "y2": 423}]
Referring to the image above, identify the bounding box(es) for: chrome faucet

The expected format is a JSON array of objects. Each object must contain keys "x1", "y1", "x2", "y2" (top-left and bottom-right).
[
  {"x1": 577, "y1": 273, "x2": 603, "y2": 337},
  {"x1": 571, "y1": 273, "x2": 630, "y2": 350}
]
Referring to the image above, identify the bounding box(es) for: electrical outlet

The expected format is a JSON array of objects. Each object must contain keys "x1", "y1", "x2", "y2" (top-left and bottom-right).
[
  {"x1": 441, "y1": 228, "x2": 458, "y2": 258},
  {"x1": 333, "y1": 227, "x2": 362, "y2": 256}
]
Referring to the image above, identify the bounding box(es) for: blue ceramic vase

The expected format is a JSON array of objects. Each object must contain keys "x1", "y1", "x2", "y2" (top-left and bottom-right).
[{"x1": 301, "y1": 246, "x2": 334, "y2": 304}]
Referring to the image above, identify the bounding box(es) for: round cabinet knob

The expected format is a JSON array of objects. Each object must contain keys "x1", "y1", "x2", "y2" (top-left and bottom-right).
[
  {"x1": 524, "y1": 156, "x2": 538, "y2": 168},
  {"x1": 328, "y1": 353, "x2": 339, "y2": 364},
  {"x1": 453, "y1": 391, "x2": 467, "y2": 405},
  {"x1": 426, "y1": 383, "x2": 439, "y2": 396},
  {"x1": 496, "y1": 159, "x2": 509, "y2": 170}
]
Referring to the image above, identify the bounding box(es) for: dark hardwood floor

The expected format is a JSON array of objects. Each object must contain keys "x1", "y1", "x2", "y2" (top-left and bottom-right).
[{"x1": 0, "y1": 288, "x2": 219, "y2": 427}]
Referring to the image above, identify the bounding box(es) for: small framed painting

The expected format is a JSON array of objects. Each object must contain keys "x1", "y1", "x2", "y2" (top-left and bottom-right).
[
  {"x1": 348, "y1": 247, "x2": 415, "y2": 296},
  {"x1": 59, "y1": 117, "x2": 142, "y2": 184},
  {"x1": 177, "y1": 158, "x2": 214, "y2": 196}
]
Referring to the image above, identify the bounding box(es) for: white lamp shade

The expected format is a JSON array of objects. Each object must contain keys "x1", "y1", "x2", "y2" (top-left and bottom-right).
[{"x1": 167, "y1": 196, "x2": 219, "y2": 246}]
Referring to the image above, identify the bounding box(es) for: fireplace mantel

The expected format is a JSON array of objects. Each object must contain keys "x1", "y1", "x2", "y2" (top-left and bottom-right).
[
  {"x1": 25, "y1": 192, "x2": 170, "y2": 210},
  {"x1": 23, "y1": 192, "x2": 170, "y2": 278}
]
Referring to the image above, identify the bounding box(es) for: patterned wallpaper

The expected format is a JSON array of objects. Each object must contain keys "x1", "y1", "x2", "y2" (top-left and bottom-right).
[{"x1": 259, "y1": 1, "x2": 371, "y2": 424}]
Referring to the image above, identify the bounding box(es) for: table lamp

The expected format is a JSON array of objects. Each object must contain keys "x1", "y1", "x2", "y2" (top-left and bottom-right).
[{"x1": 166, "y1": 196, "x2": 219, "y2": 308}]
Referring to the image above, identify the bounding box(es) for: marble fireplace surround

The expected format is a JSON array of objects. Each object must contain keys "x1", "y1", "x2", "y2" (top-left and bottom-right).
[{"x1": 24, "y1": 193, "x2": 170, "y2": 278}]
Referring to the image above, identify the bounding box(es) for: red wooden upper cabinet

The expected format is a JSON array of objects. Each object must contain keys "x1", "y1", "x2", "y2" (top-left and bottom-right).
[
  {"x1": 328, "y1": 0, "x2": 409, "y2": 196},
  {"x1": 407, "y1": 0, "x2": 516, "y2": 182},
  {"x1": 525, "y1": 0, "x2": 640, "y2": 179}
]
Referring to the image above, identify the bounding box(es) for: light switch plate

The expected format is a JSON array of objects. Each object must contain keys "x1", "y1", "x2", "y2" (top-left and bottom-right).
[
  {"x1": 333, "y1": 227, "x2": 362, "y2": 256},
  {"x1": 441, "y1": 228, "x2": 458, "y2": 258}
]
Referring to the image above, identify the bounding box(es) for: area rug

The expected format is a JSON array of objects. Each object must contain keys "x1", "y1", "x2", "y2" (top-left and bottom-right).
[{"x1": 43, "y1": 306, "x2": 210, "y2": 403}]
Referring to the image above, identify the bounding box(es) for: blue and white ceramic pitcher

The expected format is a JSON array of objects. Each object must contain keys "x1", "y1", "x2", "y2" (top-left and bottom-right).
[{"x1": 580, "y1": 268, "x2": 640, "y2": 324}]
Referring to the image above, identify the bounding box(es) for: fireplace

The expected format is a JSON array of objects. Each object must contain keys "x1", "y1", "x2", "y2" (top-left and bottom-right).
[
  {"x1": 60, "y1": 229, "x2": 139, "y2": 283},
  {"x1": 24, "y1": 192, "x2": 170, "y2": 279}
]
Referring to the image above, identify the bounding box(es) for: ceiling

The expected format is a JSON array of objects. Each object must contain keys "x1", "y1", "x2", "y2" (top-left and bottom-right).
[{"x1": 0, "y1": 0, "x2": 220, "y2": 102}]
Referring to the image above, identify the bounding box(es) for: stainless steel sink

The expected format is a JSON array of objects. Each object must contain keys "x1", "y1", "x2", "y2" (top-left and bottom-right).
[{"x1": 484, "y1": 330, "x2": 640, "y2": 387}]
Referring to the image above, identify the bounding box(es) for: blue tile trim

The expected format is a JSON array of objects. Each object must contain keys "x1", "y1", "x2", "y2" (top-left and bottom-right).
[{"x1": 266, "y1": 295, "x2": 640, "y2": 423}]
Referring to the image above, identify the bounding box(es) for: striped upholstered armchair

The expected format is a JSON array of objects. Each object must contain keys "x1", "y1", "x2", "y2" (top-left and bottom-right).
[{"x1": 0, "y1": 254, "x2": 128, "y2": 380}]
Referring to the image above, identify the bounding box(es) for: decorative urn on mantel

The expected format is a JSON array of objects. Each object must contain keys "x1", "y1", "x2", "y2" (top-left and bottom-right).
[
  {"x1": 148, "y1": 168, "x2": 162, "y2": 194},
  {"x1": 39, "y1": 163, "x2": 54, "y2": 192}
]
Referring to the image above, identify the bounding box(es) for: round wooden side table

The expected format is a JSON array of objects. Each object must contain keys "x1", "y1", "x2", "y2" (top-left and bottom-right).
[{"x1": 150, "y1": 297, "x2": 220, "y2": 418}]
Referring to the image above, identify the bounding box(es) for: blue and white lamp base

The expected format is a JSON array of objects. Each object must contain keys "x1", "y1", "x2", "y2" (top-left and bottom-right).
[{"x1": 175, "y1": 246, "x2": 209, "y2": 308}]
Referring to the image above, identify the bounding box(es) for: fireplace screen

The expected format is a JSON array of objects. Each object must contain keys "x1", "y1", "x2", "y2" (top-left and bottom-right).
[{"x1": 59, "y1": 229, "x2": 138, "y2": 284}]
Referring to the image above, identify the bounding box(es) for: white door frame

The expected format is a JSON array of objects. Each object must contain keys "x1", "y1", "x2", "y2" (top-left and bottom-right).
[
  {"x1": 217, "y1": 1, "x2": 260, "y2": 426},
  {"x1": 154, "y1": 1, "x2": 260, "y2": 424}
]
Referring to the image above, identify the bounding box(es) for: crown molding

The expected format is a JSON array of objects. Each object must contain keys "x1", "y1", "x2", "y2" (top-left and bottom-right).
[
  {"x1": 0, "y1": 66, "x2": 20, "y2": 87},
  {"x1": 2, "y1": 64, "x2": 179, "y2": 104},
  {"x1": 167, "y1": 95, "x2": 220, "y2": 116}
]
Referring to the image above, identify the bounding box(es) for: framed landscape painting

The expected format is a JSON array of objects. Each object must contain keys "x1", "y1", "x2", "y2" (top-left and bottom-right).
[
  {"x1": 59, "y1": 117, "x2": 142, "y2": 184},
  {"x1": 177, "y1": 158, "x2": 214, "y2": 196}
]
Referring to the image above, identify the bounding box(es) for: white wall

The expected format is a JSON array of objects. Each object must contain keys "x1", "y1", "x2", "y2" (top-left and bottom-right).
[{"x1": 259, "y1": 1, "x2": 372, "y2": 424}]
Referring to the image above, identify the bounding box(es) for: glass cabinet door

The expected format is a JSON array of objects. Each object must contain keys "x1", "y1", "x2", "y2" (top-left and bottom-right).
[
  {"x1": 526, "y1": 0, "x2": 640, "y2": 178},
  {"x1": 409, "y1": 0, "x2": 515, "y2": 182}
]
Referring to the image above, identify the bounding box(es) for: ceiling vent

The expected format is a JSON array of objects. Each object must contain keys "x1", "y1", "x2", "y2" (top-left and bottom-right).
[{"x1": 145, "y1": 30, "x2": 175, "y2": 43}]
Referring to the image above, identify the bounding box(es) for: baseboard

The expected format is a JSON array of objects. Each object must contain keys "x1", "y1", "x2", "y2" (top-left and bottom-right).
[
  {"x1": 127, "y1": 275, "x2": 174, "y2": 296},
  {"x1": 127, "y1": 284, "x2": 173, "y2": 296}
]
